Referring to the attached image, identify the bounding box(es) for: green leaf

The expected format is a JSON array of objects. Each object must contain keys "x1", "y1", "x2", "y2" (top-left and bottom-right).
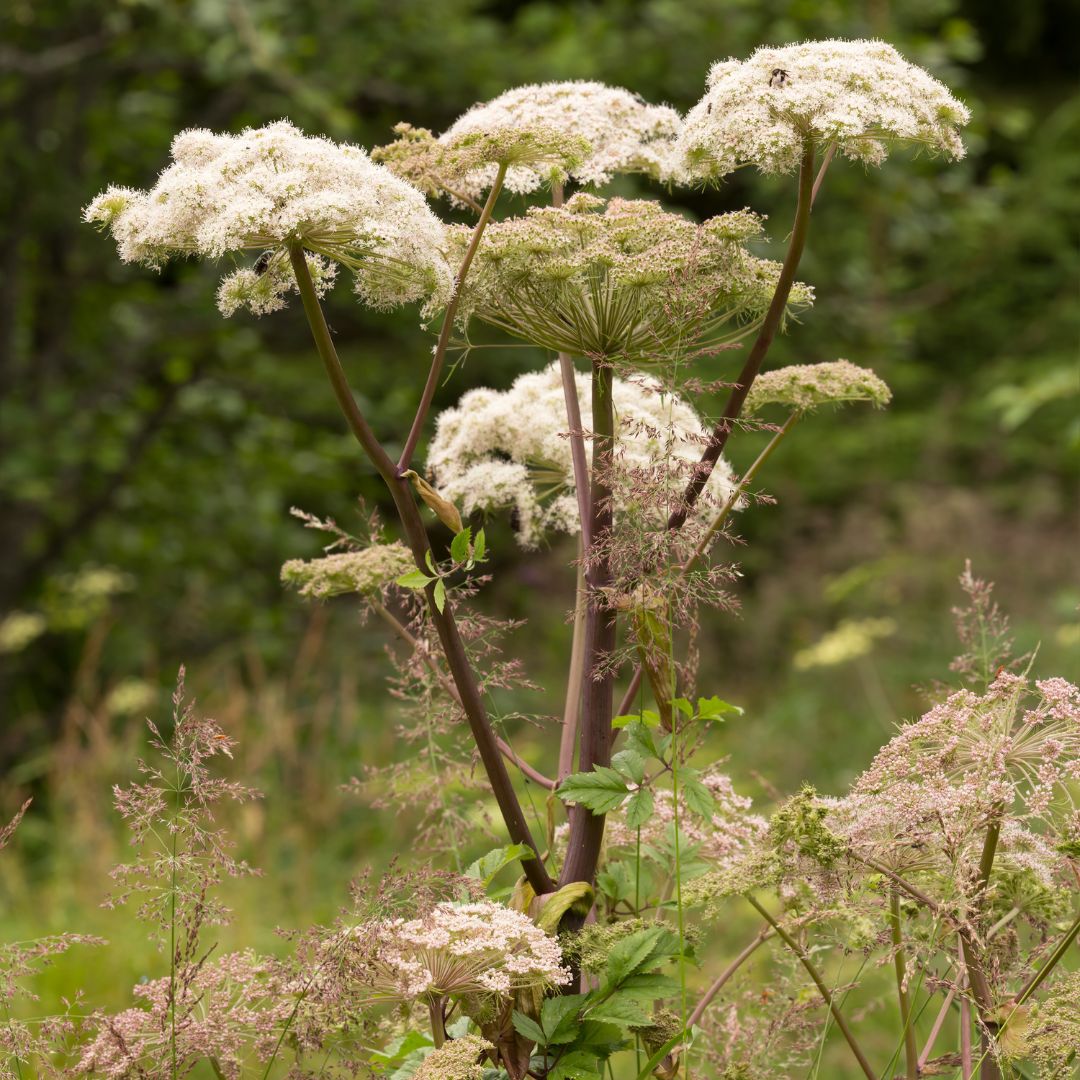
[
  {"x1": 512, "y1": 1010, "x2": 546, "y2": 1047},
  {"x1": 640, "y1": 708, "x2": 661, "y2": 728},
  {"x1": 611, "y1": 748, "x2": 645, "y2": 785},
  {"x1": 464, "y1": 843, "x2": 535, "y2": 888},
  {"x1": 472, "y1": 528, "x2": 486, "y2": 563},
  {"x1": 536, "y1": 881, "x2": 594, "y2": 934},
  {"x1": 672, "y1": 696, "x2": 694, "y2": 717},
  {"x1": 541, "y1": 994, "x2": 586, "y2": 1044},
  {"x1": 557, "y1": 767, "x2": 629, "y2": 815},
  {"x1": 681, "y1": 772, "x2": 715, "y2": 819},
  {"x1": 424, "y1": 549, "x2": 437, "y2": 573},
  {"x1": 606, "y1": 927, "x2": 667, "y2": 986},
  {"x1": 432, "y1": 578, "x2": 446, "y2": 612},
  {"x1": 635, "y1": 1033, "x2": 686, "y2": 1080},
  {"x1": 395, "y1": 569, "x2": 432, "y2": 590},
  {"x1": 369, "y1": 1030, "x2": 431, "y2": 1065},
  {"x1": 624, "y1": 788, "x2": 654, "y2": 829},
  {"x1": 618, "y1": 972, "x2": 681, "y2": 999},
  {"x1": 588, "y1": 994, "x2": 650, "y2": 1028},
  {"x1": 612, "y1": 712, "x2": 641, "y2": 729},
  {"x1": 547, "y1": 1050, "x2": 603, "y2": 1080},
  {"x1": 450, "y1": 526, "x2": 471, "y2": 564},
  {"x1": 697, "y1": 695, "x2": 744, "y2": 720},
  {"x1": 623, "y1": 721, "x2": 659, "y2": 761}
]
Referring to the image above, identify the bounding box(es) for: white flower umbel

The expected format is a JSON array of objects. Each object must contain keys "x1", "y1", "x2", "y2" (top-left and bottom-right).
[
  {"x1": 376, "y1": 82, "x2": 681, "y2": 205},
  {"x1": 357, "y1": 900, "x2": 569, "y2": 1004},
  {"x1": 280, "y1": 543, "x2": 414, "y2": 600},
  {"x1": 745, "y1": 360, "x2": 891, "y2": 413},
  {"x1": 427, "y1": 362, "x2": 738, "y2": 548},
  {"x1": 450, "y1": 194, "x2": 812, "y2": 363},
  {"x1": 84, "y1": 120, "x2": 453, "y2": 317},
  {"x1": 676, "y1": 39, "x2": 971, "y2": 180}
]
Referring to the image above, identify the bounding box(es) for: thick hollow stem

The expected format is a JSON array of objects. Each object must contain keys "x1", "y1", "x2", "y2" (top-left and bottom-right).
[
  {"x1": 890, "y1": 889, "x2": 919, "y2": 1080},
  {"x1": 557, "y1": 549, "x2": 588, "y2": 783},
  {"x1": 560, "y1": 360, "x2": 617, "y2": 891},
  {"x1": 667, "y1": 139, "x2": 817, "y2": 533},
  {"x1": 398, "y1": 162, "x2": 508, "y2": 471},
  {"x1": 288, "y1": 243, "x2": 554, "y2": 894},
  {"x1": 747, "y1": 895, "x2": 877, "y2": 1080},
  {"x1": 558, "y1": 352, "x2": 593, "y2": 553}
]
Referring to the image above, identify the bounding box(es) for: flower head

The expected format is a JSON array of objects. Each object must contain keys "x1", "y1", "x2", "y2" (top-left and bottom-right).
[
  {"x1": 451, "y1": 194, "x2": 811, "y2": 362},
  {"x1": 376, "y1": 82, "x2": 681, "y2": 205},
  {"x1": 281, "y1": 542, "x2": 414, "y2": 600},
  {"x1": 84, "y1": 120, "x2": 453, "y2": 317},
  {"x1": 413, "y1": 1034, "x2": 493, "y2": 1080},
  {"x1": 676, "y1": 39, "x2": 971, "y2": 180},
  {"x1": 427, "y1": 361, "x2": 738, "y2": 548},
  {"x1": 349, "y1": 900, "x2": 568, "y2": 1007},
  {"x1": 745, "y1": 360, "x2": 891, "y2": 414}
]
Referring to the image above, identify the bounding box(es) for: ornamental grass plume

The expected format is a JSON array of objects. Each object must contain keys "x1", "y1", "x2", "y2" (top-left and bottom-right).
[
  {"x1": 83, "y1": 119, "x2": 453, "y2": 317},
  {"x1": 744, "y1": 360, "x2": 892, "y2": 414},
  {"x1": 449, "y1": 194, "x2": 812, "y2": 362},
  {"x1": 676, "y1": 38, "x2": 971, "y2": 180},
  {"x1": 426, "y1": 361, "x2": 737, "y2": 548},
  {"x1": 374, "y1": 81, "x2": 681, "y2": 206}
]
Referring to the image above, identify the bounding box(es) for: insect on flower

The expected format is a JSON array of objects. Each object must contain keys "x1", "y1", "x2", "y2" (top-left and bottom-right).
[{"x1": 769, "y1": 68, "x2": 790, "y2": 88}]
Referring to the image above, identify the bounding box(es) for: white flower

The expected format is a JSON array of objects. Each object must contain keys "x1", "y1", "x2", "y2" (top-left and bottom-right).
[
  {"x1": 354, "y1": 900, "x2": 569, "y2": 1004},
  {"x1": 745, "y1": 360, "x2": 892, "y2": 413},
  {"x1": 280, "y1": 543, "x2": 415, "y2": 599},
  {"x1": 427, "y1": 361, "x2": 738, "y2": 548},
  {"x1": 451, "y1": 194, "x2": 811, "y2": 362},
  {"x1": 676, "y1": 39, "x2": 971, "y2": 179},
  {"x1": 84, "y1": 120, "x2": 453, "y2": 317}
]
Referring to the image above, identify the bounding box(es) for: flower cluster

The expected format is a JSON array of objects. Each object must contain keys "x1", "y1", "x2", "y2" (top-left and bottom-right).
[
  {"x1": 451, "y1": 194, "x2": 811, "y2": 361},
  {"x1": 744, "y1": 360, "x2": 892, "y2": 414},
  {"x1": 84, "y1": 120, "x2": 453, "y2": 317},
  {"x1": 427, "y1": 361, "x2": 737, "y2": 548},
  {"x1": 281, "y1": 542, "x2": 414, "y2": 599},
  {"x1": 676, "y1": 39, "x2": 970, "y2": 179},
  {"x1": 413, "y1": 1034, "x2": 493, "y2": 1080},
  {"x1": 375, "y1": 82, "x2": 681, "y2": 206},
  {"x1": 350, "y1": 900, "x2": 569, "y2": 1004},
  {"x1": 605, "y1": 767, "x2": 768, "y2": 872},
  {"x1": 77, "y1": 952, "x2": 294, "y2": 1079}
]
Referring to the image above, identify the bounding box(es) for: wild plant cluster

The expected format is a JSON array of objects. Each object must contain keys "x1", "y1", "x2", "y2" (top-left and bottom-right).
[{"x1": 3, "y1": 36, "x2": 1072, "y2": 1080}]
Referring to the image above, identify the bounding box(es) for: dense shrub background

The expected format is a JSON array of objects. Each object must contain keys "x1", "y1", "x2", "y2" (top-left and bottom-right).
[{"x1": 0, "y1": 0, "x2": 1076, "y2": 1058}]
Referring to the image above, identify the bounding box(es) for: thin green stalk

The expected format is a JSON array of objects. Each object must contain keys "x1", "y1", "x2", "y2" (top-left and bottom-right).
[
  {"x1": 890, "y1": 889, "x2": 919, "y2": 1080},
  {"x1": 398, "y1": 162, "x2": 508, "y2": 470},
  {"x1": 686, "y1": 926, "x2": 773, "y2": 1028},
  {"x1": 287, "y1": 243, "x2": 554, "y2": 895},
  {"x1": 746, "y1": 895, "x2": 877, "y2": 1080}
]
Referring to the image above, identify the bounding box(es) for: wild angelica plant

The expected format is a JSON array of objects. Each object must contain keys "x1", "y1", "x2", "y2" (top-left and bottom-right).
[{"x1": 78, "y1": 35, "x2": 1079, "y2": 1080}]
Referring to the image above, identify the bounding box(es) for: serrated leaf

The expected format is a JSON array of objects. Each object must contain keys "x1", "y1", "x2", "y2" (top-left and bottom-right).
[
  {"x1": 606, "y1": 927, "x2": 666, "y2": 986},
  {"x1": 681, "y1": 774, "x2": 715, "y2": 819},
  {"x1": 464, "y1": 843, "x2": 535, "y2": 888},
  {"x1": 623, "y1": 721, "x2": 659, "y2": 761},
  {"x1": 697, "y1": 695, "x2": 744, "y2": 720},
  {"x1": 557, "y1": 767, "x2": 629, "y2": 815},
  {"x1": 395, "y1": 569, "x2": 433, "y2": 590},
  {"x1": 617, "y1": 972, "x2": 681, "y2": 999},
  {"x1": 672, "y1": 696, "x2": 694, "y2": 717},
  {"x1": 541, "y1": 994, "x2": 586, "y2": 1044},
  {"x1": 424, "y1": 549, "x2": 437, "y2": 573},
  {"x1": 432, "y1": 578, "x2": 446, "y2": 613},
  {"x1": 623, "y1": 788, "x2": 654, "y2": 829},
  {"x1": 588, "y1": 994, "x2": 650, "y2": 1028},
  {"x1": 512, "y1": 1010, "x2": 546, "y2": 1046},
  {"x1": 450, "y1": 526, "x2": 471, "y2": 564},
  {"x1": 473, "y1": 528, "x2": 486, "y2": 563},
  {"x1": 547, "y1": 1050, "x2": 603, "y2": 1080},
  {"x1": 612, "y1": 712, "x2": 641, "y2": 729},
  {"x1": 611, "y1": 748, "x2": 645, "y2": 785},
  {"x1": 640, "y1": 709, "x2": 661, "y2": 728}
]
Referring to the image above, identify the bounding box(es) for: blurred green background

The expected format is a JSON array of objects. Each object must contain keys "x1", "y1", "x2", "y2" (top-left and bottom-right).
[{"x1": 0, "y1": 0, "x2": 1077, "y2": 1068}]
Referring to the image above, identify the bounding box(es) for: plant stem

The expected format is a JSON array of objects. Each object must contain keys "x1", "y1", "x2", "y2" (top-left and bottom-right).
[
  {"x1": 1014, "y1": 908, "x2": 1080, "y2": 1004},
  {"x1": 398, "y1": 162, "x2": 508, "y2": 471},
  {"x1": 746, "y1": 895, "x2": 877, "y2": 1080},
  {"x1": 429, "y1": 998, "x2": 447, "y2": 1048},
  {"x1": 557, "y1": 549, "x2": 588, "y2": 782},
  {"x1": 288, "y1": 243, "x2": 553, "y2": 894},
  {"x1": 667, "y1": 138, "x2": 816, "y2": 533},
  {"x1": 918, "y1": 987, "x2": 957, "y2": 1072},
  {"x1": 686, "y1": 926, "x2": 773, "y2": 1028},
  {"x1": 370, "y1": 600, "x2": 554, "y2": 790},
  {"x1": 890, "y1": 889, "x2": 919, "y2": 1080},
  {"x1": 560, "y1": 360, "x2": 616, "y2": 892}
]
